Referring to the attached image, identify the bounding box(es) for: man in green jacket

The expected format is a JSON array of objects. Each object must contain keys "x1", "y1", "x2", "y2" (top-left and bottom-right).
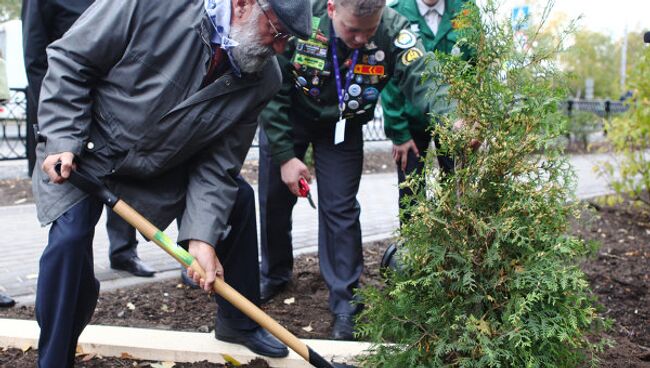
[
  {"x1": 381, "y1": 0, "x2": 472, "y2": 217},
  {"x1": 258, "y1": 0, "x2": 453, "y2": 340}
]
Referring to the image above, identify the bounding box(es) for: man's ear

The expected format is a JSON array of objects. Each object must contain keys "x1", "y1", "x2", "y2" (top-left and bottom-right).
[
  {"x1": 233, "y1": 0, "x2": 253, "y2": 19},
  {"x1": 327, "y1": 0, "x2": 336, "y2": 19}
]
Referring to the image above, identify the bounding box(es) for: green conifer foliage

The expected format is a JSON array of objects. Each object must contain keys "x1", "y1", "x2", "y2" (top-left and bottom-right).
[
  {"x1": 357, "y1": 2, "x2": 606, "y2": 366},
  {"x1": 600, "y1": 45, "x2": 650, "y2": 206}
]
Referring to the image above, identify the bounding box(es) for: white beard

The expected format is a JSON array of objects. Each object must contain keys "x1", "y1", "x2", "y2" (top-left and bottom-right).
[{"x1": 230, "y1": 8, "x2": 275, "y2": 73}]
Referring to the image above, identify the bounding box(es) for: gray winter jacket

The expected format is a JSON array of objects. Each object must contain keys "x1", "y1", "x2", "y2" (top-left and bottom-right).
[{"x1": 33, "y1": 0, "x2": 281, "y2": 247}]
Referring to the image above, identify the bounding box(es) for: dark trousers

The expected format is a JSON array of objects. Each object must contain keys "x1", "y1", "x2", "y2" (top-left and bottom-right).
[
  {"x1": 36, "y1": 176, "x2": 259, "y2": 368},
  {"x1": 106, "y1": 208, "x2": 139, "y2": 262},
  {"x1": 397, "y1": 129, "x2": 453, "y2": 223},
  {"x1": 259, "y1": 122, "x2": 363, "y2": 315}
]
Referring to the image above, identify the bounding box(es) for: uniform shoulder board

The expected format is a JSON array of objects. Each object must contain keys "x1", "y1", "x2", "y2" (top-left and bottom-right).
[{"x1": 394, "y1": 29, "x2": 417, "y2": 49}]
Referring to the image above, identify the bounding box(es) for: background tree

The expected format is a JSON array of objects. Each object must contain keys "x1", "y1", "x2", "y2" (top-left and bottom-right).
[
  {"x1": 357, "y1": 1, "x2": 606, "y2": 367},
  {"x1": 561, "y1": 30, "x2": 620, "y2": 99},
  {"x1": 0, "y1": 0, "x2": 20, "y2": 22},
  {"x1": 599, "y1": 44, "x2": 650, "y2": 206}
]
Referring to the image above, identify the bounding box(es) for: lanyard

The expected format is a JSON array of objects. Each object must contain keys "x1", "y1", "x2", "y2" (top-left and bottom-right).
[{"x1": 330, "y1": 22, "x2": 359, "y2": 119}]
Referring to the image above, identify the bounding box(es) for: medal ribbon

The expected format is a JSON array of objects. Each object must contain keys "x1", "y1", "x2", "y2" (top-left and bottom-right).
[{"x1": 330, "y1": 21, "x2": 359, "y2": 118}]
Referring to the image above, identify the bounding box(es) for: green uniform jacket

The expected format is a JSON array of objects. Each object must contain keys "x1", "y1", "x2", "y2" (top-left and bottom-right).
[
  {"x1": 260, "y1": 1, "x2": 452, "y2": 164},
  {"x1": 381, "y1": 0, "x2": 472, "y2": 145}
]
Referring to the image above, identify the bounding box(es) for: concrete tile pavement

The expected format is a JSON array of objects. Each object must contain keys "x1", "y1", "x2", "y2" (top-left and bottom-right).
[
  {"x1": 0, "y1": 153, "x2": 614, "y2": 303},
  {"x1": 0, "y1": 171, "x2": 400, "y2": 303}
]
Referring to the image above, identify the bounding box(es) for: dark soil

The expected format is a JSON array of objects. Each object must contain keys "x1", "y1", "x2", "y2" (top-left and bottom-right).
[
  {"x1": 576, "y1": 201, "x2": 650, "y2": 367},
  {"x1": 0, "y1": 347, "x2": 271, "y2": 368},
  {"x1": 2, "y1": 202, "x2": 650, "y2": 367}
]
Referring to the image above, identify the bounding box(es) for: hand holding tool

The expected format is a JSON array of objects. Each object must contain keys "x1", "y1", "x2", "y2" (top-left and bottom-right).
[{"x1": 298, "y1": 177, "x2": 317, "y2": 209}]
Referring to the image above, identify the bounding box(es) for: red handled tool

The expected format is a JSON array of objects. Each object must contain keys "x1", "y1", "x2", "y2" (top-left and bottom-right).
[{"x1": 298, "y1": 178, "x2": 317, "y2": 209}]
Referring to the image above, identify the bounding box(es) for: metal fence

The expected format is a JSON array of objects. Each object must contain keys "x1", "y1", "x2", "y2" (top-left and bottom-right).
[
  {"x1": 0, "y1": 88, "x2": 28, "y2": 161},
  {"x1": 563, "y1": 99, "x2": 629, "y2": 119},
  {"x1": 0, "y1": 95, "x2": 630, "y2": 164}
]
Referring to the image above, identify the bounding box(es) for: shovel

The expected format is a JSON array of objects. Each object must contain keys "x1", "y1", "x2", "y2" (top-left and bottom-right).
[{"x1": 54, "y1": 163, "x2": 356, "y2": 368}]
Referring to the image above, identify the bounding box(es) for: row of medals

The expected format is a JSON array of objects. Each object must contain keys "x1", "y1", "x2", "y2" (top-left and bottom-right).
[{"x1": 292, "y1": 34, "x2": 390, "y2": 117}]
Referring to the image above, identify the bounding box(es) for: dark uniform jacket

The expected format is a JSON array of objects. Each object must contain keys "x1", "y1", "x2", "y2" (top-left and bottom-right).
[
  {"x1": 381, "y1": 0, "x2": 473, "y2": 144},
  {"x1": 261, "y1": 0, "x2": 452, "y2": 164},
  {"x1": 22, "y1": 0, "x2": 95, "y2": 106},
  {"x1": 33, "y1": 0, "x2": 282, "y2": 247}
]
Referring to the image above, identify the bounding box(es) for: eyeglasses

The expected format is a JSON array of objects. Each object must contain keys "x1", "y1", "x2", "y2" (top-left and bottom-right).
[{"x1": 255, "y1": 0, "x2": 291, "y2": 41}]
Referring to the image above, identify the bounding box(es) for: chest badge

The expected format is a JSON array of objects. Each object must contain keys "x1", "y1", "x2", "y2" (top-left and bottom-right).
[
  {"x1": 401, "y1": 47, "x2": 424, "y2": 66},
  {"x1": 394, "y1": 29, "x2": 417, "y2": 49},
  {"x1": 354, "y1": 64, "x2": 385, "y2": 76}
]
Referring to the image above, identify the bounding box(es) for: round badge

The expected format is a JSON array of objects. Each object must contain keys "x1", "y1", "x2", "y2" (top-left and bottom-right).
[
  {"x1": 297, "y1": 76, "x2": 308, "y2": 86},
  {"x1": 375, "y1": 50, "x2": 385, "y2": 62},
  {"x1": 394, "y1": 29, "x2": 417, "y2": 49},
  {"x1": 312, "y1": 76, "x2": 320, "y2": 85},
  {"x1": 401, "y1": 47, "x2": 424, "y2": 66},
  {"x1": 363, "y1": 87, "x2": 379, "y2": 101},
  {"x1": 348, "y1": 84, "x2": 362, "y2": 97},
  {"x1": 348, "y1": 100, "x2": 360, "y2": 110},
  {"x1": 368, "y1": 55, "x2": 377, "y2": 65},
  {"x1": 309, "y1": 88, "x2": 320, "y2": 97},
  {"x1": 355, "y1": 75, "x2": 364, "y2": 84}
]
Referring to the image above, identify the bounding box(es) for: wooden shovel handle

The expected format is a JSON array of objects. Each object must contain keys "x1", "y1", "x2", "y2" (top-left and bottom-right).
[{"x1": 111, "y1": 200, "x2": 311, "y2": 360}]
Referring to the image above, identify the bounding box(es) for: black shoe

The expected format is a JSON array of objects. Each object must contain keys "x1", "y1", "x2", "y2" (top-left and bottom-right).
[
  {"x1": 215, "y1": 325, "x2": 289, "y2": 358},
  {"x1": 260, "y1": 280, "x2": 288, "y2": 304},
  {"x1": 0, "y1": 293, "x2": 15, "y2": 308},
  {"x1": 331, "y1": 314, "x2": 355, "y2": 340},
  {"x1": 110, "y1": 256, "x2": 155, "y2": 277},
  {"x1": 180, "y1": 268, "x2": 200, "y2": 289}
]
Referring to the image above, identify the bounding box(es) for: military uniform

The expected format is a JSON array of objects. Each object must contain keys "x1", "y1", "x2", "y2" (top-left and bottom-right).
[
  {"x1": 381, "y1": 0, "x2": 473, "y2": 218},
  {"x1": 259, "y1": 2, "x2": 451, "y2": 316}
]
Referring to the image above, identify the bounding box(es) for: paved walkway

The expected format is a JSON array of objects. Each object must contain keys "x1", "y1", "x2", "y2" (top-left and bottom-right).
[{"x1": 0, "y1": 153, "x2": 615, "y2": 303}]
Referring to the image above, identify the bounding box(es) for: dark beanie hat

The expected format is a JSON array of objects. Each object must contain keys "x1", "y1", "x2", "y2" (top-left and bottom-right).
[{"x1": 268, "y1": 0, "x2": 313, "y2": 39}]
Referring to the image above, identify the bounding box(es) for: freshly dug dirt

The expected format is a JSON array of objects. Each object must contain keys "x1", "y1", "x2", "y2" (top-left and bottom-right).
[
  {"x1": 1, "y1": 204, "x2": 649, "y2": 367},
  {"x1": 0, "y1": 347, "x2": 271, "y2": 368}
]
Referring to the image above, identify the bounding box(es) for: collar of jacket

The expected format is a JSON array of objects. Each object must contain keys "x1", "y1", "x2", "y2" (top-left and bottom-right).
[
  {"x1": 199, "y1": 4, "x2": 243, "y2": 77},
  {"x1": 401, "y1": 0, "x2": 459, "y2": 46}
]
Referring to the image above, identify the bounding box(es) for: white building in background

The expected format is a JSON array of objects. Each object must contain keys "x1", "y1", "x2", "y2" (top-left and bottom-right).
[{"x1": 0, "y1": 20, "x2": 27, "y2": 89}]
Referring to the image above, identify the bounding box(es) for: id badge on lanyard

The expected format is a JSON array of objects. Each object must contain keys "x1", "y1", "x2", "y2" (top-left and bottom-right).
[{"x1": 331, "y1": 22, "x2": 359, "y2": 145}]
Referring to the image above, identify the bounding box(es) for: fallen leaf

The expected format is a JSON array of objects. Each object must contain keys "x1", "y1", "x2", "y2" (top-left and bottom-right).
[
  {"x1": 81, "y1": 353, "x2": 97, "y2": 362},
  {"x1": 161, "y1": 304, "x2": 169, "y2": 312},
  {"x1": 283, "y1": 297, "x2": 295, "y2": 305},
  {"x1": 222, "y1": 354, "x2": 241, "y2": 366},
  {"x1": 21, "y1": 344, "x2": 31, "y2": 353},
  {"x1": 126, "y1": 302, "x2": 136, "y2": 310},
  {"x1": 302, "y1": 324, "x2": 313, "y2": 332},
  {"x1": 120, "y1": 352, "x2": 135, "y2": 359}
]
